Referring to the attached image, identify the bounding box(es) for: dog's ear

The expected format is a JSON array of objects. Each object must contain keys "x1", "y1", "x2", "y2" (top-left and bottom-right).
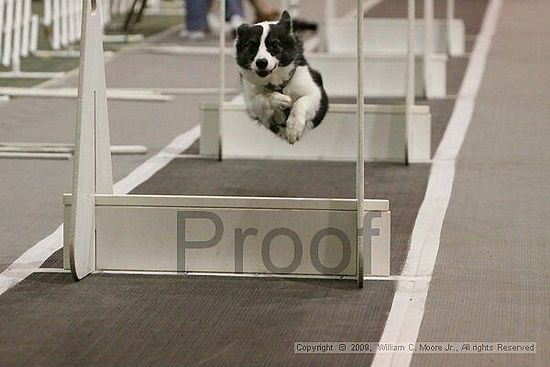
[
  {"x1": 279, "y1": 10, "x2": 293, "y2": 33},
  {"x1": 237, "y1": 24, "x2": 250, "y2": 39}
]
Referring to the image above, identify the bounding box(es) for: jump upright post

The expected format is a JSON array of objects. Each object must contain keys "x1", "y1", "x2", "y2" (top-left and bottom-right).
[
  {"x1": 406, "y1": 0, "x2": 416, "y2": 164},
  {"x1": 356, "y1": 0, "x2": 366, "y2": 288}
]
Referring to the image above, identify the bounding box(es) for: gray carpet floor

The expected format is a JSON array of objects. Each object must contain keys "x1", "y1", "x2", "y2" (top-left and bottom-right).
[{"x1": 412, "y1": 0, "x2": 550, "y2": 366}]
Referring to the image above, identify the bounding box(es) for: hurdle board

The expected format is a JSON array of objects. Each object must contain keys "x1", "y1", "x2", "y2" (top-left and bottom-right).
[
  {"x1": 66, "y1": 0, "x2": 390, "y2": 287},
  {"x1": 63, "y1": 195, "x2": 391, "y2": 277},
  {"x1": 134, "y1": 46, "x2": 446, "y2": 99},
  {"x1": 308, "y1": 51, "x2": 446, "y2": 98},
  {"x1": 200, "y1": 101, "x2": 431, "y2": 163},
  {"x1": 323, "y1": 0, "x2": 465, "y2": 56},
  {"x1": 325, "y1": 18, "x2": 465, "y2": 57}
]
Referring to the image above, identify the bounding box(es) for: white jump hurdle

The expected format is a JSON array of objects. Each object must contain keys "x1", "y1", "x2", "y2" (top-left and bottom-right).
[
  {"x1": 197, "y1": 0, "x2": 429, "y2": 162},
  {"x1": 135, "y1": 44, "x2": 443, "y2": 99},
  {"x1": 200, "y1": 101, "x2": 431, "y2": 163},
  {"x1": 0, "y1": 0, "x2": 64, "y2": 78},
  {"x1": 324, "y1": 0, "x2": 465, "y2": 56},
  {"x1": 65, "y1": 0, "x2": 390, "y2": 287},
  {"x1": 321, "y1": 0, "x2": 459, "y2": 99}
]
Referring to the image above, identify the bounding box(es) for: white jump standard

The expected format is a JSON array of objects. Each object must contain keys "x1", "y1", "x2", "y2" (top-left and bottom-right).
[{"x1": 65, "y1": 0, "x2": 391, "y2": 287}]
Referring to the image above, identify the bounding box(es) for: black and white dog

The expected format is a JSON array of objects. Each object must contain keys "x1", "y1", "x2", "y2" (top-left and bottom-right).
[{"x1": 235, "y1": 11, "x2": 328, "y2": 144}]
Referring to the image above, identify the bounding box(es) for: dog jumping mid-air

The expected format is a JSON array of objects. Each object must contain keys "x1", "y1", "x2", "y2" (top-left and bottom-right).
[{"x1": 235, "y1": 11, "x2": 328, "y2": 144}]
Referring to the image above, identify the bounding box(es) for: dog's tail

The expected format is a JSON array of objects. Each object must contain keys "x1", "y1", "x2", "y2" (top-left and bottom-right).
[{"x1": 292, "y1": 19, "x2": 318, "y2": 33}]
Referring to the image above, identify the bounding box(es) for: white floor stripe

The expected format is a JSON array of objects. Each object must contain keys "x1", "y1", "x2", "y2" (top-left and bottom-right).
[
  {"x1": 0, "y1": 126, "x2": 200, "y2": 296},
  {"x1": 371, "y1": 1, "x2": 503, "y2": 366}
]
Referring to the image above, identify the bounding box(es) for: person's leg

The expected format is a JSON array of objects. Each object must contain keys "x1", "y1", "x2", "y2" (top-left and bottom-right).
[
  {"x1": 185, "y1": 0, "x2": 209, "y2": 31},
  {"x1": 226, "y1": 0, "x2": 245, "y2": 21},
  {"x1": 226, "y1": 0, "x2": 245, "y2": 30},
  {"x1": 247, "y1": 0, "x2": 280, "y2": 22}
]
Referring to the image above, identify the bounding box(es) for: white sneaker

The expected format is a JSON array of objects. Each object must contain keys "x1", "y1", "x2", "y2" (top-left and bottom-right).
[
  {"x1": 179, "y1": 30, "x2": 206, "y2": 41},
  {"x1": 207, "y1": 13, "x2": 221, "y2": 34},
  {"x1": 229, "y1": 15, "x2": 245, "y2": 31}
]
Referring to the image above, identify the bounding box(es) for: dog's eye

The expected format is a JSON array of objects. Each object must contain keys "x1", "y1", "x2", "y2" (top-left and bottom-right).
[{"x1": 268, "y1": 40, "x2": 282, "y2": 51}]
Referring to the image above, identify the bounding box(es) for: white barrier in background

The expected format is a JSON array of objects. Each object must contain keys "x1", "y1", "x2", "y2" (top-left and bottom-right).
[
  {"x1": 309, "y1": 52, "x2": 445, "y2": 98},
  {"x1": 325, "y1": 18, "x2": 465, "y2": 56},
  {"x1": 135, "y1": 45, "x2": 443, "y2": 99},
  {"x1": 41, "y1": 0, "x2": 82, "y2": 52},
  {"x1": 321, "y1": 0, "x2": 460, "y2": 98},
  {"x1": 39, "y1": 0, "x2": 142, "y2": 58},
  {"x1": 0, "y1": 0, "x2": 64, "y2": 78}
]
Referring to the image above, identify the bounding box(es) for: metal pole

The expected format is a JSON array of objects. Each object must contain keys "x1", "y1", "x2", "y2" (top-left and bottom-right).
[
  {"x1": 218, "y1": 0, "x2": 225, "y2": 161},
  {"x1": 423, "y1": 0, "x2": 434, "y2": 98},
  {"x1": 356, "y1": 0, "x2": 365, "y2": 289},
  {"x1": 405, "y1": 0, "x2": 415, "y2": 165}
]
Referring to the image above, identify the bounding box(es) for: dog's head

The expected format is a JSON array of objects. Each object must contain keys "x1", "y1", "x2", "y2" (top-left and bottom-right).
[{"x1": 235, "y1": 11, "x2": 301, "y2": 78}]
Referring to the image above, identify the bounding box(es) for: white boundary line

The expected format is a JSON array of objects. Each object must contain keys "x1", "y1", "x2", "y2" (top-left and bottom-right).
[
  {"x1": 0, "y1": 126, "x2": 200, "y2": 295},
  {"x1": 371, "y1": 0, "x2": 503, "y2": 366}
]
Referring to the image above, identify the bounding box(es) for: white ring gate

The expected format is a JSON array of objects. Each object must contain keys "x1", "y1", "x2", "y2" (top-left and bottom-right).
[
  {"x1": 0, "y1": 0, "x2": 64, "y2": 78},
  {"x1": 65, "y1": 0, "x2": 391, "y2": 287}
]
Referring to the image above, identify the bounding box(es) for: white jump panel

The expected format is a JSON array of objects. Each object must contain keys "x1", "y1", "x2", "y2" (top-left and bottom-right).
[
  {"x1": 308, "y1": 52, "x2": 447, "y2": 98},
  {"x1": 201, "y1": 102, "x2": 431, "y2": 163},
  {"x1": 138, "y1": 46, "x2": 447, "y2": 98},
  {"x1": 63, "y1": 195, "x2": 391, "y2": 276},
  {"x1": 326, "y1": 18, "x2": 465, "y2": 56}
]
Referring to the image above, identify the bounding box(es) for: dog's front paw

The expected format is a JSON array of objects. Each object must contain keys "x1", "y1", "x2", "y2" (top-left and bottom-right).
[
  {"x1": 284, "y1": 116, "x2": 306, "y2": 144},
  {"x1": 268, "y1": 92, "x2": 292, "y2": 110}
]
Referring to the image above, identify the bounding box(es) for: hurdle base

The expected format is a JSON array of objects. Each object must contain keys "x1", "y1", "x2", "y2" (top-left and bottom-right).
[{"x1": 63, "y1": 194, "x2": 391, "y2": 278}]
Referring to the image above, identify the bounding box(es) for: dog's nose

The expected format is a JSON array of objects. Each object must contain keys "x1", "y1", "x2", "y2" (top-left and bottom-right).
[{"x1": 256, "y1": 59, "x2": 268, "y2": 70}]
